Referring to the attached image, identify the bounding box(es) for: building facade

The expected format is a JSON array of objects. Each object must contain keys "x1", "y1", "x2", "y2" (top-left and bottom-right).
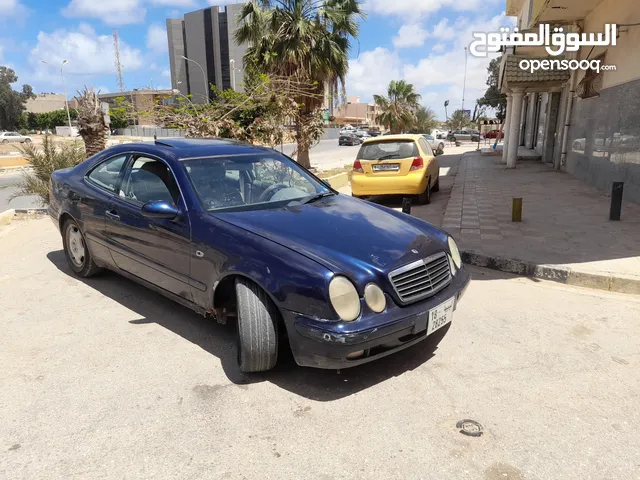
[
  {"x1": 166, "y1": 3, "x2": 248, "y2": 103},
  {"x1": 98, "y1": 90, "x2": 174, "y2": 126},
  {"x1": 24, "y1": 94, "x2": 66, "y2": 114},
  {"x1": 500, "y1": 0, "x2": 640, "y2": 204},
  {"x1": 333, "y1": 96, "x2": 382, "y2": 127}
]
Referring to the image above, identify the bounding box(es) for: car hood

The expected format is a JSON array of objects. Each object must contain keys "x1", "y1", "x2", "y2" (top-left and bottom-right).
[{"x1": 214, "y1": 194, "x2": 448, "y2": 276}]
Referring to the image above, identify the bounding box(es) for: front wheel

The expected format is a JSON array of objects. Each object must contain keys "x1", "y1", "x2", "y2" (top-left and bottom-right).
[
  {"x1": 235, "y1": 278, "x2": 279, "y2": 372},
  {"x1": 438, "y1": 143, "x2": 444, "y2": 153},
  {"x1": 63, "y1": 219, "x2": 102, "y2": 277}
]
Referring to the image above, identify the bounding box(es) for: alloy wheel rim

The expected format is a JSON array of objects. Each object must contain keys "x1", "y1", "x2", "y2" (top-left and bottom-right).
[{"x1": 67, "y1": 226, "x2": 86, "y2": 267}]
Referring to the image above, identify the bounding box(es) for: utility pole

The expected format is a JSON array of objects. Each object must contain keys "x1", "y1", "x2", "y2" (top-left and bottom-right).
[{"x1": 113, "y1": 30, "x2": 125, "y2": 93}]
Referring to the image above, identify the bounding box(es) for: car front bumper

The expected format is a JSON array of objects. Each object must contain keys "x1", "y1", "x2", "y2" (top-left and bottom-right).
[
  {"x1": 282, "y1": 267, "x2": 470, "y2": 369},
  {"x1": 351, "y1": 170, "x2": 428, "y2": 196}
]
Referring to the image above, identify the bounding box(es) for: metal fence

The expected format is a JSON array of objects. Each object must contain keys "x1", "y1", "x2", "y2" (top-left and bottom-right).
[{"x1": 115, "y1": 126, "x2": 185, "y2": 138}]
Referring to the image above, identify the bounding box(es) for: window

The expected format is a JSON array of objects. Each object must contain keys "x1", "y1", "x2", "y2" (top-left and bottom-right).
[
  {"x1": 183, "y1": 154, "x2": 326, "y2": 211},
  {"x1": 119, "y1": 157, "x2": 180, "y2": 205},
  {"x1": 87, "y1": 155, "x2": 127, "y2": 192},
  {"x1": 357, "y1": 140, "x2": 419, "y2": 160}
]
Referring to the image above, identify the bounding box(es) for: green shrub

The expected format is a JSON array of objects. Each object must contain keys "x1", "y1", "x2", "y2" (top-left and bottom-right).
[{"x1": 10, "y1": 135, "x2": 85, "y2": 206}]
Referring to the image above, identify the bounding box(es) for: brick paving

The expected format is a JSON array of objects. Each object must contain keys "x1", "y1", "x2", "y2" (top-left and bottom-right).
[{"x1": 438, "y1": 151, "x2": 640, "y2": 281}]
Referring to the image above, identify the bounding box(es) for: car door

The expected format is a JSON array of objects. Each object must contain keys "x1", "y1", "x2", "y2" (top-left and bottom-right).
[
  {"x1": 82, "y1": 153, "x2": 130, "y2": 268},
  {"x1": 105, "y1": 154, "x2": 193, "y2": 300}
]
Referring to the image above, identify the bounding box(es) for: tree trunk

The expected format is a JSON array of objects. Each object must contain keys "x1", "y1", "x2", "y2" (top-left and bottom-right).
[
  {"x1": 297, "y1": 148, "x2": 311, "y2": 169},
  {"x1": 81, "y1": 132, "x2": 107, "y2": 159}
]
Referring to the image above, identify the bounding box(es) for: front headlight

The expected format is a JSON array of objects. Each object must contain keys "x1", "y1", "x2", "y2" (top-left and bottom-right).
[
  {"x1": 448, "y1": 236, "x2": 462, "y2": 268},
  {"x1": 364, "y1": 283, "x2": 386, "y2": 313},
  {"x1": 329, "y1": 276, "x2": 360, "y2": 322}
]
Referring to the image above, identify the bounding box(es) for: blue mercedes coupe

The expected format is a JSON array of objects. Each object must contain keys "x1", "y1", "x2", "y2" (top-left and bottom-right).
[{"x1": 49, "y1": 138, "x2": 469, "y2": 372}]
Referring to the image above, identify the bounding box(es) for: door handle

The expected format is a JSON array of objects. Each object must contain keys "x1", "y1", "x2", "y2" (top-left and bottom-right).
[{"x1": 105, "y1": 210, "x2": 120, "y2": 221}]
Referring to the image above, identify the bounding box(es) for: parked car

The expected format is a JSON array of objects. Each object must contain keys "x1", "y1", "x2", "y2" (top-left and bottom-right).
[
  {"x1": 49, "y1": 139, "x2": 468, "y2": 372},
  {"x1": 339, "y1": 133, "x2": 362, "y2": 146},
  {"x1": 368, "y1": 128, "x2": 382, "y2": 137},
  {"x1": 0, "y1": 131, "x2": 32, "y2": 143},
  {"x1": 449, "y1": 130, "x2": 480, "y2": 142},
  {"x1": 353, "y1": 129, "x2": 371, "y2": 140},
  {"x1": 351, "y1": 134, "x2": 441, "y2": 205},
  {"x1": 422, "y1": 134, "x2": 445, "y2": 154},
  {"x1": 484, "y1": 129, "x2": 505, "y2": 139}
]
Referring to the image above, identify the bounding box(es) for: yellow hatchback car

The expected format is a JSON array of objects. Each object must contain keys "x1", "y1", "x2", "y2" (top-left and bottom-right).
[{"x1": 351, "y1": 134, "x2": 440, "y2": 204}]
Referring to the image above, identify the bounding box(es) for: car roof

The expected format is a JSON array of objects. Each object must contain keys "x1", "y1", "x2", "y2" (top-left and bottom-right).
[
  {"x1": 106, "y1": 137, "x2": 277, "y2": 160},
  {"x1": 362, "y1": 134, "x2": 422, "y2": 144}
]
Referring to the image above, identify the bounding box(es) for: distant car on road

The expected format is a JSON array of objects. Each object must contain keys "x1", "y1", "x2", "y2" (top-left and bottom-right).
[
  {"x1": 48, "y1": 138, "x2": 468, "y2": 372},
  {"x1": 449, "y1": 130, "x2": 480, "y2": 142},
  {"x1": 422, "y1": 134, "x2": 445, "y2": 154},
  {"x1": 353, "y1": 129, "x2": 371, "y2": 140},
  {"x1": 0, "y1": 132, "x2": 32, "y2": 143},
  {"x1": 484, "y1": 129, "x2": 504, "y2": 139},
  {"x1": 339, "y1": 133, "x2": 362, "y2": 146}
]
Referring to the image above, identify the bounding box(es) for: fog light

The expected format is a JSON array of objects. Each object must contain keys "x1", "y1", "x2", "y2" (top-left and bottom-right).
[{"x1": 346, "y1": 350, "x2": 365, "y2": 359}]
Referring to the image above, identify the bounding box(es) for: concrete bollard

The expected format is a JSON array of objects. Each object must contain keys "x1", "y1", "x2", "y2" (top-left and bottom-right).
[
  {"x1": 609, "y1": 182, "x2": 623, "y2": 221},
  {"x1": 512, "y1": 197, "x2": 522, "y2": 222},
  {"x1": 402, "y1": 197, "x2": 412, "y2": 215}
]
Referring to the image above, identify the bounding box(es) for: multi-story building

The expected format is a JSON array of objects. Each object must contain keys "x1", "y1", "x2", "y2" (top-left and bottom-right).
[
  {"x1": 24, "y1": 94, "x2": 66, "y2": 114},
  {"x1": 499, "y1": 0, "x2": 640, "y2": 203},
  {"x1": 97, "y1": 89, "x2": 174, "y2": 126},
  {"x1": 333, "y1": 96, "x2": 382, "y2": 127},
  {"x1": 166, "y1": 3, "x2": 248, "y2": 103}
]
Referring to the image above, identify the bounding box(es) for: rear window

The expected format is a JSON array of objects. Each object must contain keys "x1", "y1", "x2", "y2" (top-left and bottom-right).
[{"x1": 357, "y1": 140, "x2": 419, "y2": 160}]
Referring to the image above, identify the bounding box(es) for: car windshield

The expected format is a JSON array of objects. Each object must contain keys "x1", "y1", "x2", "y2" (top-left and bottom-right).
[
  {"x1": 182, "y1": 153, "x2": 330, "y2": 212},
  {"x1": 357, "y1": 140, "x2": 418, "y2": 160},
  {"x1": 424, "y1": 135, "x2": 434, "y2": 141}
]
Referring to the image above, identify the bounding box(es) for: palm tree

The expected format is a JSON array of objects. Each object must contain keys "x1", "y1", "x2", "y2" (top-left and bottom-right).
[
  {"x1": 447, "y1": 109, "x2": 471, "y2": 131},
  {"x1": 374, "y1": 80, "x2": 421, "y2": 134},
  {"x1": 236, "y1": 0, "x2": 363, "y2": 169},
  {"x1": 411, "y1": 105, "x2": 439, "y2": 133},
  {"x1": 76, "y1": 86, "x2": 108, "y2": 159}
]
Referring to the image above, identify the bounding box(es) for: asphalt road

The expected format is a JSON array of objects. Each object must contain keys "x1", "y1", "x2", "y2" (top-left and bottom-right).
[
  {"x1": 1, "y1": 218, "x2": 638, "y2": 479},
  {"x1": 0, "y1": 172, "x2": 40, "y2": 213}
]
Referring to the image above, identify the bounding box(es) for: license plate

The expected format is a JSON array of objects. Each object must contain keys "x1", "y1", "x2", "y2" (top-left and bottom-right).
[
  {"x1": 372, "y1": 163, "x2": 399, "y2": 171},
  {"x1": 427, "y1": 297, "x2": 455, "y2": 336}
]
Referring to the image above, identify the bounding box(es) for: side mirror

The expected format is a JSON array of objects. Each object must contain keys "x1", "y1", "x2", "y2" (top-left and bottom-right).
[{"x1": 141, "y1": 200, "x2": 180, "y2": 220}]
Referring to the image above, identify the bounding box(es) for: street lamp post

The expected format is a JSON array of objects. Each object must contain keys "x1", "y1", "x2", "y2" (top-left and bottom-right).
[
  {"x1": 181, "y1": 55, "x2": 209, "y2": 104},
  {"x1": 42, "y1": 59, "x2": 73, "y2": 133},
  {"x1": 230, "y1": 59, "x2": 236, "y2": 91},
  {"x1": 462, "y1": 47, "x2": 468, "y2": 113}
]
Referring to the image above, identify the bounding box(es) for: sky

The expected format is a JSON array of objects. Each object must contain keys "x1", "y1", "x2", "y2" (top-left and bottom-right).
[{"x1": 0, "y1": 0, "x2": 516, "y2": 120}]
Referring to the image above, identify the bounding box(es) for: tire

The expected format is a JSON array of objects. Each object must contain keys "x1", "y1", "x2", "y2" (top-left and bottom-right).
[
  {"x1": 432, "y1": 177, "x2": 440, "y2": 193},
  {"x1": 235, "y1": 278, "x2": 278, "y2": 372},
  {"x1": 450, "y1": 137, "x2": 456, "y2": 143},
  {"x1": 1, "y1": 139, "x2": 7, "y2": 144},
  {"x1": 24, "y1": 138, "x2": 32, "y2": 143},
  {"x1": 438, "y1": 143, "x2": 444, "y2": 153},
  {"x1": 62, "y1": 219, "x2": 102, "y2": 277},
  {"x1": 417, "y1": 176, "x2": 431, "y2": 205}
]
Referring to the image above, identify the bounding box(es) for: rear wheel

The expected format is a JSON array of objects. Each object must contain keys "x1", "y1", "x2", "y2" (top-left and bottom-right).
[
  {"x1": 235, "y1": 278, "x2": 279, "y2": 372},
  {"x1": 417, "y1": 177, "x2": 431, "y2": 205},
  {"x1": 24, "y1": 138, "x2": 32, "y2": 143},
  {"x1": 432, "y1": 177, "x2": 440, "y2": 193},
  {"x1": 63, "y1": 219, "x2": 102, "y2": 277},
  {"x1": 438, "y1": 143, "x2": 444, "y2": 153}
]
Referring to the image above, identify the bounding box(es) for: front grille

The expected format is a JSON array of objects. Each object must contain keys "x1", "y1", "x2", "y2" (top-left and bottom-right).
[{"x1": 388, "y1": 252, "x2": 452, "y2": 304}]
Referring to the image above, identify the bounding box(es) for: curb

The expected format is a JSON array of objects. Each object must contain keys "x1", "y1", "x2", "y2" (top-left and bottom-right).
[
  {"x1": 462, "y1": 250, "x2": 640, "y2": 296},
  {"x1": 325, "y1": 172, "x2": 349, "y2": 190},
  {"x1": 0, "y1": 209, "x2": 15, "y2": 224}
]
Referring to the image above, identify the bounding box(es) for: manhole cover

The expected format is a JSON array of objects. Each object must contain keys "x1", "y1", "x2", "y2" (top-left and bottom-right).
[{"x1": 456, "y1": 419, "x2": 483, "y2": 437}]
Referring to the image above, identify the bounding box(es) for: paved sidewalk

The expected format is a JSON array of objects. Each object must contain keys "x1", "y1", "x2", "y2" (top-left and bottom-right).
[{"x1": 436, "y1": 151, "x2": 640, "y2": 293}]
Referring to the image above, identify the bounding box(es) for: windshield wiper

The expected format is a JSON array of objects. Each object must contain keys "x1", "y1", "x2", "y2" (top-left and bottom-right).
[
  {"x1": 376, "y1": 154, "x2": 400, "y2": 160},
  {"x1": 292, "y1": 191, "x2": 336, "y2": 206}
]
